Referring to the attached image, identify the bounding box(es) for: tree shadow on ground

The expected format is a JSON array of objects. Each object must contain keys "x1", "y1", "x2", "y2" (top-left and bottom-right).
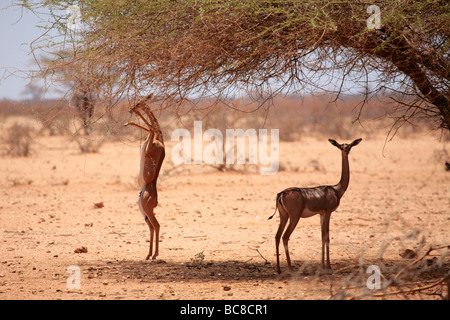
[{"x1": 80, "y1": 259, "x2": 277, "y2": 283}]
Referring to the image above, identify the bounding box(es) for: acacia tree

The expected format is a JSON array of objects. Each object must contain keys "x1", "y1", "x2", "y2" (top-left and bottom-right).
[{"x1": 20, "y1": 0, "x2": 450, "y2": 131}]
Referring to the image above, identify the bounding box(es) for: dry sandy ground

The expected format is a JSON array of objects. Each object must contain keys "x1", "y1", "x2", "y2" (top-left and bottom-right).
[{"x1": 1, "y1": 124, "x2": 449, "y2": 300}]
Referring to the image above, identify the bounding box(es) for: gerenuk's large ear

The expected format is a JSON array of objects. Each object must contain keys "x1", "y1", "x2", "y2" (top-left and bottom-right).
[
  {"x1": 328, "y1": 139, "x2": 340, "y2": 148},
  {"x1": 349, "y1": 138, "x2": 362, "y2": 148},
  {"x1": 144, "y1": 93, "x2": 154, "y2": 101}
]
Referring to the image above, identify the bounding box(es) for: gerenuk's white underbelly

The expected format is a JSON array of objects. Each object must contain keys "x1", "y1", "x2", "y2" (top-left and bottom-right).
[{"x1": 301, "y1": 206, "x2": 322, "y2": 218}]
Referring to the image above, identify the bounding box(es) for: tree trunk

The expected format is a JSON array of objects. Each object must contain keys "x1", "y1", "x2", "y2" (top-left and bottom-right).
[{"x1": 363, "y1": 33, "x2": 450, "y2": 130}]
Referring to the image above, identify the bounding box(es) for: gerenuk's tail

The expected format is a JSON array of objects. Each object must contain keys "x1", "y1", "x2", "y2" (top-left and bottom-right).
[{"x1": 268, "y1": 192, "x2": 282, "y2": 220}]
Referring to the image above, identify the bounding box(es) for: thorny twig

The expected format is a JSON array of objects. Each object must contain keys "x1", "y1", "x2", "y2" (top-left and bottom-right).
[{"x1": 331, "y1": 245, "x2": 450, "y2": 300}]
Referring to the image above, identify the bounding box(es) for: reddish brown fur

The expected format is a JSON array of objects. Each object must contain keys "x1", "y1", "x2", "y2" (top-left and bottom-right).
[
  {"x1": 270, "y1": 138, "x2": 361, "y2": 273},
  {"x1": 125, "y1": 95, "x2": 165, "y2": 260}
]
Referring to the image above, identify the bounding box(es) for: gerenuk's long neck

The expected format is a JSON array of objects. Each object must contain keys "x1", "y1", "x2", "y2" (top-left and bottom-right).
[{"x1": 335, "y1": 151, "x2": 350, "y2": 199}]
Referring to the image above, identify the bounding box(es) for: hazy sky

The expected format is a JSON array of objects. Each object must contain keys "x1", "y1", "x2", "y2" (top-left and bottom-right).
[{"x1": 0, "y1": 3, "x2": 56, "y2": 100}]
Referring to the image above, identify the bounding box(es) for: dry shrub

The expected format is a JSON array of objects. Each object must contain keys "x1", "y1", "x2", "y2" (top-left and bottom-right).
[
  {"x1": 2, "y1": 123, "x2": 35, "y2": 157},
  {"x1": 160, "y1": 99, "x2": 259, "y2": 173},
  {"x1": 71, "y1": 133, "x2": 105, "y2": 153},
  {"x1": 0, "y1": 99, "x2": 34, "y2": 118},
  {"x1": 5, "y1": 94, "x2": 439, "y2": 157},
  {"x1": 329, "y1": 244, "x2": 450, "y2": 300},
  {"x1": 235, "y1": 94, "x2": 436, "y2": 141},
  {"x1": 33, "y1": 103, "x2": 73, "y2": 136}
]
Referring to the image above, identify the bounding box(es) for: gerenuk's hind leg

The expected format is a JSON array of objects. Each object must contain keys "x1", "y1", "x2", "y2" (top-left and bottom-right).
[
  {"x1": 145, "y1": 216, "x2": 155, "y2": 260},
  {"x1": 139, "y1": 191, "x2": 159, "y2": 260},
  {"x1": 145, "y1": 211, "x2": 160, "y2": 260},
  {"x1": 275, "y1": 205, "x2": 289, "y2": 274},
  {"x1": 282, "y1": 212, "x2": 300, "y2": 271}
]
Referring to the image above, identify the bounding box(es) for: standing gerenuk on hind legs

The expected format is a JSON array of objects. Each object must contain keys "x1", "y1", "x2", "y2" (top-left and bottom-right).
[{"x1": 125, "y1": 94, "x2": 165, "y2": 260}]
